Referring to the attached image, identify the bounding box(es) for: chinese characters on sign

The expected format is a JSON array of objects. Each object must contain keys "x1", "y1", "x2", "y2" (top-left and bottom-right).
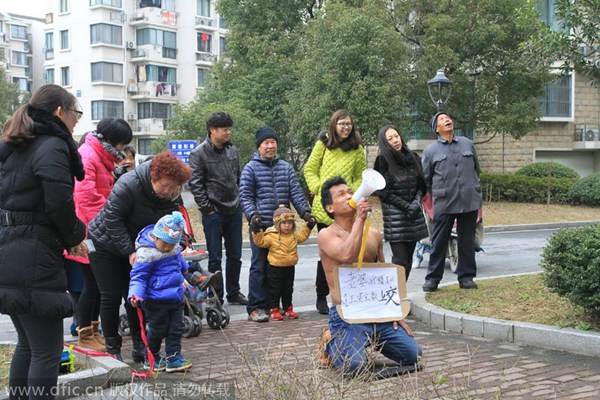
[
  {"x1": 169, "y1": 140, "x2": 197, "y2": 165},
  {"x1": 335, "y1": 263, "x2": 409, "y2": 323}
]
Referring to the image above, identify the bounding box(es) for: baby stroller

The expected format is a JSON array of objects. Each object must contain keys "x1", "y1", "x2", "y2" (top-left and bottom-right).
[{"x1": 412, "y1": 193, "x2": 483, "y2": 273}]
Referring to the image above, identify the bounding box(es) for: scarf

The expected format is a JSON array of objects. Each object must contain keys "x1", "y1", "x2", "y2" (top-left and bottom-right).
[{"x1": 91, "y1": 131, "x2": 125, "y2": 162}]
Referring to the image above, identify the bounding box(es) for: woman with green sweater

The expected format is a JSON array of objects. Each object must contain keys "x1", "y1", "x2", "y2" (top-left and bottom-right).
[{"x1": 303, "y1": 109, "x2": 367, "y2": 314}]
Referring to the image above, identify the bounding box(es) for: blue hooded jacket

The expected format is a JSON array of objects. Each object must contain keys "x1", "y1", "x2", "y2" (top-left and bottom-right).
[{"x1": 128, "y1": 224, "x2": 188, "y2": 303}]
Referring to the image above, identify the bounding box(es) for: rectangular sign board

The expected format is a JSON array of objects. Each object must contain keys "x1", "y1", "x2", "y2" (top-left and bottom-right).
[{"x1": 169, "y1": 140, "x2": 197, "y2": 164}]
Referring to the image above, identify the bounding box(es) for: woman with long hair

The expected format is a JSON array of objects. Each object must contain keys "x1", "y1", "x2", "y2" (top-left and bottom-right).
[
  {"x1": 374, "y1": 124, "x2": 428, "y2": 281},
  {"x1": 0, "y1": 84, "x2": 88, "y2": 398},
  {"x1": 303, "y1": 109, "x2": 366, "y2": 314}
]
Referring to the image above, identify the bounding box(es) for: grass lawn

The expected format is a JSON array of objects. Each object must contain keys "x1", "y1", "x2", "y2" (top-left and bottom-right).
[{"x1": 426, "y1": 273, "x2": 600, "y2": 332}]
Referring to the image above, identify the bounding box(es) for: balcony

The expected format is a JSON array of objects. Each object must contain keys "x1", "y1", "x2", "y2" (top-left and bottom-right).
[
  {"x1": 195, "y1": 16, "x2": 217, "y2": 31},
  {"x1": 195, "y1": 52, "x2": 216, "y2": 65},
  {"x1": 128, "y1": 81, "x2": 179, "y2": 101},
  {"x1": 129, "y1": 8, "x2": 177, "y2": 27}
]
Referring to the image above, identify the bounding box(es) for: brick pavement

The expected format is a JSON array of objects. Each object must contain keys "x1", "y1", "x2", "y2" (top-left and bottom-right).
[{"x1": 119, "y1": 310, "x2": 600, "y2": 399}]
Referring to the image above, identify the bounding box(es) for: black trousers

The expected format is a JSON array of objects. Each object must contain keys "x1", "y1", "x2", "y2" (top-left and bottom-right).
[
  {"x1": 389, "y1": 241, "x2": 417, "y2": 280},
  {"x1": 89, "y1": 244, "x2": 143, "y2": 340},
  {"x1": 425, "y1": 210, "x2": 478, "y2": 283},
  {"x1": 9, "y1": 313, "x2": 64, "y2": 400},
  {"x1": 142, "y1": 300, "x2": 184, "y2": 358},
  {"x1": 315, "y1": 222, "x2": 330, "y2": 298},
  {"x1": 77, "y1": 262, "x2": 101, "y2": 328},
  {"x1": 267, "y1": 264, "x2": 295, "y2": 310}
]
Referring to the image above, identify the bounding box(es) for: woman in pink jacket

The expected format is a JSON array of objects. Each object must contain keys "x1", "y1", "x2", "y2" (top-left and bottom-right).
[{"x1": 65, "y1": 117, "x2": 132, "y2": 351}]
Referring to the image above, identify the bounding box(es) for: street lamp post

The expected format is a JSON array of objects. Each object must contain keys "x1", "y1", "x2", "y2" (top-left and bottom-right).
[{"x1": 427, "y1": 69, "x2": 453, "y2": 112}]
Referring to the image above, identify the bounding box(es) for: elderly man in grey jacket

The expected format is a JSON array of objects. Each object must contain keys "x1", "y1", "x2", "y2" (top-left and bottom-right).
[{"x1": 421, "y1": 112, "x2": 482, "y2": 292}]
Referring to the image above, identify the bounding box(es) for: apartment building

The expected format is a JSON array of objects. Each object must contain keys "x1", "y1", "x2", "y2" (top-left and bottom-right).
[{"x1": 42, "y1": 0, "x2": 227, "y2": 154}]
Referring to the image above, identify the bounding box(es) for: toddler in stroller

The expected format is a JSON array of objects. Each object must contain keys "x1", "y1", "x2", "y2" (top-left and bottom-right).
[{"x1": 412, "y1": 193, "x2": 483, "y2": 273}]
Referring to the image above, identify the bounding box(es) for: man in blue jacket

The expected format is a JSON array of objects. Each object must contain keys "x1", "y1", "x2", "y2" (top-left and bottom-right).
[
  {"x1": 421, "y1": 112, "x2": 482, "y2": 292},
  {"x1": 240, "y1": 127, "x2": 316, "y2": 322}
]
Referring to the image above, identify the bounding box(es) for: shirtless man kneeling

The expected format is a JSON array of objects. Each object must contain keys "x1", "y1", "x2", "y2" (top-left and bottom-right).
[{"x1": 317, "y1": 176, "x2": 422, "y2": 376}]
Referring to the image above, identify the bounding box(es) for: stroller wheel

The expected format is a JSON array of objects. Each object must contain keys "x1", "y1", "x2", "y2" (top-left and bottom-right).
[
  {"x1": 192, "y1": 314, "x2": 202, "y2": 336},
  {"x1": 220, "y1": 310, "x2": 230, "y2": 328},
  {"x1": 118, "y1": 314, "x2": 130, "y2": 336},
  {"x1": 206, "y1": 309, "x2": 223, "y2": 329},
  {"x1": 182, "y1": 316, "x2": 195, "y2": 338}
]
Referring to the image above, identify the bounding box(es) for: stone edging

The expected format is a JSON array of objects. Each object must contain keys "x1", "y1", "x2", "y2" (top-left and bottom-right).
[{"x1": 409, "y1": 276, "x2": 600, "y2": 358}]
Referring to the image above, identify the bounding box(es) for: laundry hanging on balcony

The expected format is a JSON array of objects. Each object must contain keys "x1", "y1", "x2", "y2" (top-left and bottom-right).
[{"x1": 156, "y1": 83, "x2": 177, "y2": 96}]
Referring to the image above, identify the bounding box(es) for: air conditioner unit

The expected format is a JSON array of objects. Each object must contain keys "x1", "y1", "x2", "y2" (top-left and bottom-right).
[
  {"x1": 127, "y1": 84, "x2": 138, "y2": 93},
  {"x1": 126, "y1": 41, "x2": 135, "y2": 49},
  {"x1": 127, "y1": 113, "x2": 136, "y2": 120},
  {"x1": 585, "y1": 129, "x2": 598, "y2": 141},
  {"x1": 132, "y1": 49, "x2": 145, "y2": 58}
]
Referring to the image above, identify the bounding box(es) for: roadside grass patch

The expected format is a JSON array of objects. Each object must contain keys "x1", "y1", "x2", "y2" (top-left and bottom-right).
[{"x1": 426, "y1": 273, "x2": 600, "y2": 332}]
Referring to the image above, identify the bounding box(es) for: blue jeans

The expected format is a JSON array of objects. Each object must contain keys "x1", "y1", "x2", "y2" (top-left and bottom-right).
[
  {"x1": 246, "y1": 226, "x2": 269, "y2": 314},
  {"x1": 202, "y1": 208, "x2": 243, "y2": 301},
  {"x1": 327, "y1": 307, "x2": 422, "y2": 375}
]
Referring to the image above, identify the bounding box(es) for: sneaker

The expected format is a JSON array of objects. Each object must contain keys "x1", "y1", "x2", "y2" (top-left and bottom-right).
[
  {"x1": 459, "y1": 280, "x2": 478, "y2": 289},
  {"x1": 143, "y1": 358, "x2": 167, "y2": 372},
  {"x1": 166, "y1": 355, "x2": 192, "y2": 373},
  {"x1": 316, "y1": 329, "x2": 332, "y2": 368},
  {"x1": 316, "y1": 297, "x2": 329, "y2": 314},
  {"x1": 269, "y1": 308, "x2": 284, "y2": 321},
  {"x1": 284, "y1": 306, "x2": 298, "y2": 319},
  {"x1": 228, "y1": 292, "x2": 249, "y2": 305},
  {"x1": 247, "y1": 309, "x2": 269, "y2": 322},
  {"x1": 422, "y1": 280, "x2": 439, "y2": 292}
]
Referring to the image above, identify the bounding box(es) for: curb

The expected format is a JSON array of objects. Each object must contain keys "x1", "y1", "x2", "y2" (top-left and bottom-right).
[{"x1": 409, "y1": 274, "x2": 600, "y2": 358}]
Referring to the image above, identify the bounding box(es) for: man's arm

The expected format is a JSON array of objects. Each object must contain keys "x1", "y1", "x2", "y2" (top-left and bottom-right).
[{"x1": 188, "y1": 146, "x2": 214, "y2": 214}]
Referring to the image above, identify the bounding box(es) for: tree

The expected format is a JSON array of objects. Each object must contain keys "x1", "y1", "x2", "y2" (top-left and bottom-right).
[{"x1": 0, "y1": 51, "x2": 23, "y2": 128}]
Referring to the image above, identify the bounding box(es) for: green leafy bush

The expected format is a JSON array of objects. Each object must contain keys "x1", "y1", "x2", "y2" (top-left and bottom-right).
[
  {"x1": 480, "y1": 173, "x2": 577, "y2": 204},
  {"x1": 568, "y1": 173, "x2": 600, "y2": 207},
  {"x1": 516, "y1": 162, "x2": 580, "y2": 179},
  {"x1": 540, "y1": 225, "x2": 600, "y2": 317}
]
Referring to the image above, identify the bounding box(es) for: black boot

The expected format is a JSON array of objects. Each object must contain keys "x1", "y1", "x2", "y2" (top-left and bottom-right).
[
  {"x1": 131, "y1": 334, "x2": 147, "y2": 363},
  {"x1": 104, "y1": 336, "x2": 123, "y2": 362},
  {"x1": 392, "y1": 256, "x2": 411, "y2": 281}
]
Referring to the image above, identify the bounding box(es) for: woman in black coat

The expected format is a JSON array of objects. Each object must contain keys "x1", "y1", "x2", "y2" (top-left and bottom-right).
[
  {"x1": 0, "y1": 84, "x2": 88, "y2": 399},
  {"x1": 374, "y1": 124, "x2": 428, "y2": 281},
  {"x1": 87, "y1": 150, "x2": 190, "y2": 362}
]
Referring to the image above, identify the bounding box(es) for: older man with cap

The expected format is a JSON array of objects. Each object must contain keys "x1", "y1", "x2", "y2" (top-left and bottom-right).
[
  {"x1": 421, "y1": 112, "x2": 482, "y2": 292},
  {"x1": 240, "y1": 127, "x2": 315, "y2": 322}
]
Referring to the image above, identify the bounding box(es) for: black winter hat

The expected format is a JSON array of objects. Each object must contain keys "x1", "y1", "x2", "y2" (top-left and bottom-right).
[
  {"x1": 430, "y1": 112, "x2": 450, "y2": 134},
  {"x1": 254, "y1": 127, "x2": 278, "y2": 148}
]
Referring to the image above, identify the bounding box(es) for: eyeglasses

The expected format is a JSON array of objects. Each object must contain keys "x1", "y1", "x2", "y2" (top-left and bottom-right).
[
  {"x1": 70, "y1": 109, "x2": 83, "y2": 120},
  {"x1": 337, "y1": 122, "x2": 353, "y2": 128}
]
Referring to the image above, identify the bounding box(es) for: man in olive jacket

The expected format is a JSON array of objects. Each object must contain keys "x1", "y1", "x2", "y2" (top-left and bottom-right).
[
  {"x1": 421, "y1": 112, "x2": 482, "y2": 292},
  {"x1": 188, "y1": 112, "x2": 247, "y2": 305}
]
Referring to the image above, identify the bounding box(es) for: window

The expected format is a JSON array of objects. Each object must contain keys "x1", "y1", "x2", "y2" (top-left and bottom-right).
[
  {"x1": 219, "y1": 36, "x2": 227, "y2": 54},
  {"x1": 90, "y1": 0, "x2": 122, "y2": 7},
  {"x1": 12, "y1": 77, "x2": 28, "y2": 91},
  {"x1": 11, "y1": 51, "x2": 27, "y2": 66},
  {"x1": 91, "y1": 62, "x2": 123, "y2": 83},
  {"x1": 91, "y1": 100, "x2": 124, "y2": 120},
  {"x1": 540, "y1": 74, "x2": 572, "y2": 118},
  {"x1": 146, "y1": 65, "x2": 176, "y2": 83},
  {"x1": 197, "y1": 0, "x2": 210, "y2": 17},
  {"x1": 60, "y1": 0, "x2": 69, "y2": 13},
  {"x1": 197, "y1": 68, "x2": 209, "y2": 88},
  {"x1": 536, "y1": 0, "x2": 567, "y2": 32},
  {"x1": 61, "y1": 66, "x2": 70, "y2": 86},
  {"x1": 137, "y1": 28, "x2": 176, "y2": 59},
  {"x1": 219, "y1": 16, "x2": 229, "y2": 29},
  {"x1": 10, "y1": 25, "x2": 27, "y2": 40},
  {"x1": 161, "y1": 0, "x2": 175, "y2": 11},
  {"x1": 138, "y1": 102, "x2": 172, "y2": 119},
  {"x1": 60, "y1": 30, "x2": 69, "y2": 50},
  {"x1": 90, "y1": 23, "x2": 122, "y2": 46},
  {"x1": 44, "y1": 32, "x2": 54, "y2": 60},
  {"x1": 197, "y1": 32, "x2": 212, "y2": 53},
  {"x1": 45, "y1": 68, "x2": 54, "y2": 84},
  {"x1": 137, "y1": 138, "x2": 155, "y2": 155}
]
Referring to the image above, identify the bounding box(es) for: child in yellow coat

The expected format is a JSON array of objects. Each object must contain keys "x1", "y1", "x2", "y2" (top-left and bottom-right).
[{"x1": 251, "y1": 205, "x2": 315, "y2": 320}]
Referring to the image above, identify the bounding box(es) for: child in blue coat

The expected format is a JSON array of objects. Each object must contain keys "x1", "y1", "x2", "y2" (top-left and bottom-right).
[{"x1": 128, "y1": 211, "x2": 214, "y2": 372}]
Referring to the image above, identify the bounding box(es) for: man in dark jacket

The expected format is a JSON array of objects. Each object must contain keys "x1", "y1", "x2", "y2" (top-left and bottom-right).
[
  {"x1": 189, "y1": 112, "x2": 247, "y2": 305},
  {"x1": 240, "y1": 127, "x2": 315, "y2": 322},
  {"x1": 421, "y1": 112, "x2": 482, "y2": 292}
]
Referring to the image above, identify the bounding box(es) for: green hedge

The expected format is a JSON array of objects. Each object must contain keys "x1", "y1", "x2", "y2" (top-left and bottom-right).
[
  {"x1": 516, "y1": 162, "x2": 580, "y2": 179},
  {"x1": 568, "y1": 173, "x2": 600, "y2": 207},
  {"x1": 541, "y1": 225, "x2": 600, "y2": 317},
  {"x1": 480, "y1": 173, "x2": 577, "y2": 204}
]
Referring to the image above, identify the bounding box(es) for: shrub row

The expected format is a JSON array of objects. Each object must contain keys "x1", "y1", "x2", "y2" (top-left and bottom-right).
[{"x1": 480, "y1": 173, "x2": 577, "y2": 204}]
